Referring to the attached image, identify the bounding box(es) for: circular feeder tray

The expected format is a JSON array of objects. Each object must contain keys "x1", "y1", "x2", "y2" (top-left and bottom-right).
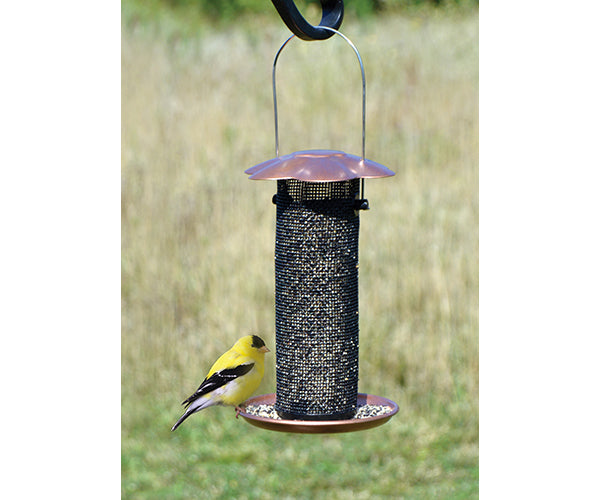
[{"x1": 239, "y1": 393, "x2": 398, "y2": 434}]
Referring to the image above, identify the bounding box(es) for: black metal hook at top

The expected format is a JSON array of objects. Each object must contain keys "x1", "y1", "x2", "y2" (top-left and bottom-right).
[{"x1": 271, "y1": 0, "x2": 344, "y2": 41}]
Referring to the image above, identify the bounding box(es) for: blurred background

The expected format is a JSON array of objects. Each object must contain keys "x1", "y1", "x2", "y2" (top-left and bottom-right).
[{"x1": 122, "y1": 0, "x2": 478, "y2": 497}]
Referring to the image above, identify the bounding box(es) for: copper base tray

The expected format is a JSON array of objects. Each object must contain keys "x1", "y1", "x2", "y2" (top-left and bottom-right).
[{"x1": 239, "y1": 393, "x2": 398, "y2": 434}]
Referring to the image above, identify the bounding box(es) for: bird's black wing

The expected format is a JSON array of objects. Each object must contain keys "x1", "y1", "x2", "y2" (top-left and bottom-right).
[{"x1": 181, "y1": 363, "x2": 255, "y2": 408}]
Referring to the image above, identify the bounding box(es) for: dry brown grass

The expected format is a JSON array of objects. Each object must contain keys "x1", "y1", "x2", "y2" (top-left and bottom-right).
[
  {"x1": 122, "y1": 8, "x2": 478, "y2": 497},
  {"x1": 122, "y1": 9, "x2": 478, "y2": 419}
]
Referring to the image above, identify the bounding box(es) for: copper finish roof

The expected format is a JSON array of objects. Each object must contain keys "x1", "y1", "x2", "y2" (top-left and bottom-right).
[{"x1": 245, "y1": 149, "x2": 395, "y2": 182}]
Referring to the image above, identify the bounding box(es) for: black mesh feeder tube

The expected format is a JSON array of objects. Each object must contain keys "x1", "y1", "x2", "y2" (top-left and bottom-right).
[
  {"x1": 275, "y1": 176, "x2": 360, "y2": 420},
  {"x1": 243, "y1": 30, "x2": 396, "y2": 431}
]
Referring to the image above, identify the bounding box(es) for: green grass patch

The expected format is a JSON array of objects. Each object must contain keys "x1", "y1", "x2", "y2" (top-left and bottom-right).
[{"x1": 122, "y1": 399, "x2": 478, "y2": 498}]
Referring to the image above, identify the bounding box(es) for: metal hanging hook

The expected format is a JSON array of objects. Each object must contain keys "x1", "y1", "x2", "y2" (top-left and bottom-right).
[
  {"x1": 272, "y1": 27, "x2": 369, "y2": 203},
  {"x1": 270, "y1": 0, "x2": 344, "y2": 41},
  {"x1": 272, "y1": 27, "x2": 366, "y2": 161}
]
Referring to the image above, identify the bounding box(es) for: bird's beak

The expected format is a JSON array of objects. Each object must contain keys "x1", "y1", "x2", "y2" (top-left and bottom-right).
[{"x1": 260, "y1": 346, "x2": 270, "y2": 353}]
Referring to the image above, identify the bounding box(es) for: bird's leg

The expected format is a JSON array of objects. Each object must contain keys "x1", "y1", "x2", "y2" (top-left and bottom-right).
[{"x1": 235, "y1": 406, "x2": 244, "y2": 419}]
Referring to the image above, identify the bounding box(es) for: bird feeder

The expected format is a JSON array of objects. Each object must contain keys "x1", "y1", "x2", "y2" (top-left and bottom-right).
[{"x1": 240, "y1": 22, "x2": 397, "y2": 433}]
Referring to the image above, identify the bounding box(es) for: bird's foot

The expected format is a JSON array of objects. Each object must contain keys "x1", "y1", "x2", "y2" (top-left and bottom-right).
[{"x1": 235, "y1": 406, "x2": 244, "y2": 419}]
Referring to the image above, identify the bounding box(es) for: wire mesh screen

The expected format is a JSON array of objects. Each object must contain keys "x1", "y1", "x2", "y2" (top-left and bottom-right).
[{"x1": 274, "y1": 178, "x2": 360, "y2": 420}]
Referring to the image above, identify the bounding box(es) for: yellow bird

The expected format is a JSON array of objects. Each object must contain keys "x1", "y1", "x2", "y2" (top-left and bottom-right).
[{"x1": 171, "y1": 335, "x2": 270, "y2": 432}]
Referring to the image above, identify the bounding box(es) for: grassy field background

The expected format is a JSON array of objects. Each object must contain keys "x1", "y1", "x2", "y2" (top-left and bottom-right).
[{"x1": 122, "y1": 3, "x2": 478, "y2": 498}]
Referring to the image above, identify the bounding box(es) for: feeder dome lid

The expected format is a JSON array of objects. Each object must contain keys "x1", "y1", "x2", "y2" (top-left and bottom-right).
[{"x1": 245, "y1": 149, "x2": 395, "y2": 182}]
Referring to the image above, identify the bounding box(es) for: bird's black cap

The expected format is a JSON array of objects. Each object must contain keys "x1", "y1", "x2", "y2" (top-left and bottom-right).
[{"x1": 251, "y1": 335, "x2": 266, "y2": 349}]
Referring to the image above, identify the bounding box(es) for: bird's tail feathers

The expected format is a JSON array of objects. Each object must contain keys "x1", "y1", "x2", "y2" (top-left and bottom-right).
[
  {"x1": 171, "y1": 410, "x2": 194, "y2": 432},
  {"x1": 171, "y1": 396, "x2": 216, "y2": 432}
]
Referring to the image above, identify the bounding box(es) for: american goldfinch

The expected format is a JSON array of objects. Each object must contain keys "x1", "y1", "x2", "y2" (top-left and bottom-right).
[{"x1": 171, "y1": 335, "x2": 270, "y2": 432}]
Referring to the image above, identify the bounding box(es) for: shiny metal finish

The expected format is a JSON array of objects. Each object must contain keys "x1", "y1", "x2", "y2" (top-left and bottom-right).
[
  {"x1": 239, "y1": 393, "x2": 399, "y2": 434},
  {"x1": 246, "y1": 149, "x2": 394, "y2": 182},
  {"x1": 272, "y1": 28, "x2": 367, "y2": 160},
  {"x1": 250, "y1": 28, "x2": 395, "y2": 195}
]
